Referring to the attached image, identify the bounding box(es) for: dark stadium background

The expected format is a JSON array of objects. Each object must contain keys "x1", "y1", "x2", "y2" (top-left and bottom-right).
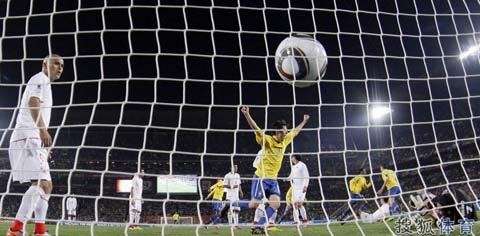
[{"x1": 0, "y1": 0, "x2": 479, "y2": 223}]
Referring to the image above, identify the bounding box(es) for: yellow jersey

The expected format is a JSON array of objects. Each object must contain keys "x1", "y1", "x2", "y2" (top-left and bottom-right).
[
  {"x1": 172, "y1": 213, "x2": 179, "y2": 221},
  {"x1": 286, "y1": 186, "x2": 293, "y2": 204},
  {"x1": 381, "y1": 169, "x2": 399, "y2": 190},
  {"x1": 349, "y1": 175, "x2": 371, "y2": 195},
  {"x1": 207, "y1": 180, "x2": 224, "y2": 200},
  {"x1": 255, "y1": 129, "x2": 299, "y2": 178}
]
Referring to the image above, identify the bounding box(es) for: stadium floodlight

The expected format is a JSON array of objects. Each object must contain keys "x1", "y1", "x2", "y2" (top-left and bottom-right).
[
  {"x1": 370, "y1": 106, "x2": 391, "y2": 120},
  {"x1": 459, "y1": 44, "x2": 480, "y2": 59}
]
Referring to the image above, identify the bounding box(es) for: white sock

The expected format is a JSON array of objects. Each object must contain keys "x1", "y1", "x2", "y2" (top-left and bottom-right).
[
  {"x1": 254, "y1": 208, "x2": 264, "y2": 222},
  {"x1": 227, "y1": 211, "x2": 232, "y2": 225},
  {"x1": 134, "y1": 212, "x2": 140, "y2": 224},
  {"x1": 292, "y1": 207, "x2": 300, "y2": 224},
  {"x1": 35, "y1": 197, "x2": 49, "y2": 223},
  {"x1": 299, "y1": 206, "x2": 307, "y2": 221},
  {"x1": 16, "y1": 185, "x2": 41, "y2": 222},
  {"x1": 129, "y1": 211, "x2": 134, "y2": 224},
  {"x1": 233, "y1": 212, "x2": 239, "y2": 226}
]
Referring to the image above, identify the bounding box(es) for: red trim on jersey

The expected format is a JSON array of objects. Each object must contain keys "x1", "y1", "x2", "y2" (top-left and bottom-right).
[{"x1": 10, "y1": 137, "x2": 40, "y2": 143}]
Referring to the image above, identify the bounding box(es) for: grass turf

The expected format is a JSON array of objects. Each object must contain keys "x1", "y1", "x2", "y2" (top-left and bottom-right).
[{"x1": 0, "y1": 221, "x2": 479, "y2": 236}]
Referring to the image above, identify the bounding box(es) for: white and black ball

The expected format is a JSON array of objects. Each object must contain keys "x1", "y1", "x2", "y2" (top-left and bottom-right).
[{"x1": 275, "y1": 35, "x2": 328, "y2": 87}]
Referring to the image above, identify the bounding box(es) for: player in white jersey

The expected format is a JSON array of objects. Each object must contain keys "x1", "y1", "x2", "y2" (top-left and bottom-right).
[
  {"x1": 7, "y1": 55, "x2": 64, "y2": 236},
  {"x1": 251, "y1": 150, "x2": 267, "y2": 228},
  {"x1": 128, "y1": 170, "x2": 144, "y2": 230},
  {"x1": 224, "y1": 165, "x2": 243, "y2": 229},
  {"x1": 289, "y1": 155, "x2": 310, "y2": 225},
  {"x1": 66, "y1": 197, "x2": 77, "y2": 221},
  {"x1": 252, "y1": 150, "x2": 263, "y2": 169},
  {"x1": 359, "y1": 198, "x2": 391, "y2": 223}
]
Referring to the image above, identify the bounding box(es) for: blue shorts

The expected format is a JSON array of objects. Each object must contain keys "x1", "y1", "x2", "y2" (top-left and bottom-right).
[
  {"x1": 388, "y1": 186, "x2": 400, "y2": 197},
  {"x1": 250, "y1": 175, "x2": 257, "y2": 198},
  {"x1": 212, "y1": 200, "x2": 223, "y2": 211},
  {"x1": 251, "y1": 175, "x2": 281, "y2": 200},
  {"x1": 350, "y1": 193, "x2": 364, "y2": 205}
]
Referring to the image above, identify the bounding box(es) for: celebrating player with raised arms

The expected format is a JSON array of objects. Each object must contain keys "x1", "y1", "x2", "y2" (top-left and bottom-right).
[{"x1": 241, "y1": 106, "x2": 309, "y2": 232}]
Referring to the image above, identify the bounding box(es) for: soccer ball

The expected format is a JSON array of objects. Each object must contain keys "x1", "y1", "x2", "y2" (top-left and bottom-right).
[{"x1": 275, "y1": 35, "x2": 328, "y2": 87}]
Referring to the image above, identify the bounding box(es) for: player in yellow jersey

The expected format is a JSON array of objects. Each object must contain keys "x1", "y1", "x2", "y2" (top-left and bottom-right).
[
  {"x1": 376, "y1": 163, "x2": 402, "y2": 215},
  {"x1": 338, "y1": 168, "x2": 371, "y2": 222},
  {"x1": 172, "y1": 212, "x2": 180, "y2": 224},
  {"x1": 241, "y1": 106, "x2": 309, "y2": 230},
  {"x1": 205, "y1": 179, "x2": 224, "y2": 226}
]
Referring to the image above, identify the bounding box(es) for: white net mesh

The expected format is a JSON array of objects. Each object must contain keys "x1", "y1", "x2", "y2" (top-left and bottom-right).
[{"x1": 0, "y1": 0, "x2": 479, "y2": 236}]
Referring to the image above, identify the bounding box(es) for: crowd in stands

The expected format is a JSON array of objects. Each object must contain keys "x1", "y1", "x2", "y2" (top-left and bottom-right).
[{"x1": 0, "y1": 127, "x2": 478, "y2": 224}]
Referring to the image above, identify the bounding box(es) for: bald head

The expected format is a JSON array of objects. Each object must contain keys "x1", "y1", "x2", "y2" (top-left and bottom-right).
[{"x1": 42, "y1": 54, "x2": 64, "y2": 81}]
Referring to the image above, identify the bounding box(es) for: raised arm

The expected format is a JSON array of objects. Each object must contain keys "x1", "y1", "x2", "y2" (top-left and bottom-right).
[
  {"x1": 241, "y1": 106, "x2": 261, "y2": 131},
  {"x1": 293, "y1": 114, "x2": 310, "y2": 133}
]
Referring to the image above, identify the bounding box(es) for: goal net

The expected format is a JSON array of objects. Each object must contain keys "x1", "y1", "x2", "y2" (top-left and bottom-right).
[{"x1": 0, "y1": 0, "x2": 479, "y2": 236}]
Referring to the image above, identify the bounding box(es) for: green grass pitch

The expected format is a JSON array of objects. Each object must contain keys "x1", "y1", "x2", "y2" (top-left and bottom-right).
[{"x1": 0, "y1": 221, "x2": 479, "y2": 236}]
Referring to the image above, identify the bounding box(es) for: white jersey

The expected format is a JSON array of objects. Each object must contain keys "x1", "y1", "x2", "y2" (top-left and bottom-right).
[
  {"x1": 290, "y1": 161, "x2": 310, "y2": 190},
  {"x1": 224, "y1": 172, "x2": 241, "y2": 200},
  {"x1": 253, "y1": 150, "x2": 263, "y2": 169},
  {"x1": 11, "y1": 72, "x2": 52, "y2": 141},
  {"x1": 360, "y1": 204, "x2": 390, "y2": 223},
  {"x1": 130, "y1": 175, "x2": 143, "y2": 200},
  {"x1": 66, "y1": 197, "x2": 77, "y2": 211}
]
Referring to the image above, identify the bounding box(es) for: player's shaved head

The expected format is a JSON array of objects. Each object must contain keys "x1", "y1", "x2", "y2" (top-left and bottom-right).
[
  {"x1": 43, "y1": 54, "x2": 62, "y2": 64},
  {"x1": 42, "y1": 53, "x2": 64, "y2": 81}
]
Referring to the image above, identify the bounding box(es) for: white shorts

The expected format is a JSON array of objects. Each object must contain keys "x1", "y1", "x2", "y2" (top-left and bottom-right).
[
  {"x1": 226, "y1": 194, "x2": 239, "y2": 202},
  {"x1": 292, "y1": 189, "x2": 306, "y2": 203},
  {"x1": 9, "y1": 138, "x2": 51, "y2": 183},
  {"x1": 129, "y1": 199, "x2": 142, "y2": 213},
  {"x1": 67, "y1": 209, "x2": 76, "y2": 216},
  {"x1": 226, "y1": 199, "x2": 241, "y2": 211}
]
